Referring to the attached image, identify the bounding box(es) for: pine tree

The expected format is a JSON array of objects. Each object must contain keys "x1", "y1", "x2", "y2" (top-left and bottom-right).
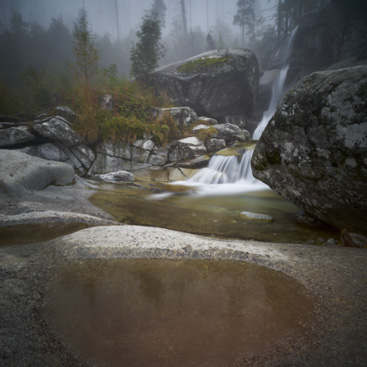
[
  {"x1": 72, "y1": 8, "x2": 99, "y2": 86},
  {"x1": 151, "y1": 0, "x2": 167, "y2": 29},
  {"x1": 276, "y1": 0, "x2": 320, "y2": 41},
  {"x1": 233, "y1": 0, "x2": 256, "y2": 47},
  {"x1": 130, "y1": 12, "x2": 165, "y2": 84}
]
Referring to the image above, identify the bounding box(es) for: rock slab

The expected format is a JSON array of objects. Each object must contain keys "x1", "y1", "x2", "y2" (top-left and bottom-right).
[
  {"x1": 252, "y1": 66, "x2": 367, "y2": 235},
  {"x1": 0, "y1": 149, "x2": 75, "y2": 196}
]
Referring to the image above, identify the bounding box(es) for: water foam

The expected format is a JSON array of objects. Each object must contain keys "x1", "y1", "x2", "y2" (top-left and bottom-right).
[{"x1": 165, "y1": 27, "x2": 299, "y2": 197}]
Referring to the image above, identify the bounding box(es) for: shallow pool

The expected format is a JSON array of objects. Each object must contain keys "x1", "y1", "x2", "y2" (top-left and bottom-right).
[{"x1": 43, "y1": 258, "x2": 315, "y2": 367}]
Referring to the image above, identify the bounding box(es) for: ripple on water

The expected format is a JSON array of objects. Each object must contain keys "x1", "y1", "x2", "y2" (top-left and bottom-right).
[{"x1": 42, "y1": 258, "x2": 315, "y2": 367}]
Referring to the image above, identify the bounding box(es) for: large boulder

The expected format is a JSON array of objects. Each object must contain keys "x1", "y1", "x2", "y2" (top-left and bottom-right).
[
  {"x1": 0, "y1": 149, "x2": 75, "y2": 196},
  {"x1": 31, "y1": 116, "x2": 95, "y2": 175},
  {"x1": 88, "y1": 139, "x2": 169, "y2": 174},
  {"x1": 152, "y1": 49, "x2": 259, "y2": 130},
  {"x1": 168, "y1": 137, "x2": 207, "y2": 162},
  {"x1": 252, "y1": 66, "x2": 367, "y2": 235},
  {"x1": 89, "y1": 140, "x2": 132, "y2": 174},
  {"x1": 32, "y1": 116, "x2": 83, "y2": 147},
  {"x1": 0, "y1": 126, "x2": 37, "y2": 148}
]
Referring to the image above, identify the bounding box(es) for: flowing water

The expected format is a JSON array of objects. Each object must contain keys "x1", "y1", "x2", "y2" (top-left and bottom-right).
[
  {"x1": 5, "y1": 25, "x2": 328, "y2": 367},
  {"x1": 186, "y1": 151, "x2": 258, "y2": 185},
  {"x1": 168, "y1": 26, "x2": 299, "y2": 195},
  {"x1": 89, "y1": 26, "x2": 338, "y2": 245},
  {"x1": 43, "y1": 258, "x2": 315, "y2": 367},
  {"x1": 253, "y1": 26, "x2": 299, "y2": 140},
  {"x1": 174, "y1": 150, "x2": 268, "y2": 195},
  {"x1": 90, "y1": 183, "x2": 339, "y2": 244}
]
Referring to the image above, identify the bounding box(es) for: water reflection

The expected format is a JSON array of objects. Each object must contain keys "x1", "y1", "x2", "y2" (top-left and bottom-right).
[
  {"x1": 90, "y1": 183, "x2": 339, "y2": 244},
  {"x1": 0, "y1": 222, "x2": 90, "y2": 246},
  {"x1": 43, "y1": 259, "x2": 314, "y2": 367}
]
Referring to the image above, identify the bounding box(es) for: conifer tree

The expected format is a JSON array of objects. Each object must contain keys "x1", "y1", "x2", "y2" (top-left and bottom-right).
[
  {"x1": 130, "y1": 12, "x2": 164, "y2": 84},
  {"x1": 72, "y1": 8, "x2": 99, "y2": 85},
  {"x1": 151, "y1": 0, "x2": 167, "y2": 29},
  {"x1": 233, "y1": 0, "x2": 256, "y2": 47}
]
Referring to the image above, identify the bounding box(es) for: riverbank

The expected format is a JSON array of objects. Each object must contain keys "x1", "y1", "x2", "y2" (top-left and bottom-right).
[{"x1": 0, "y1": 181, "x2": 367, "y2": 366}]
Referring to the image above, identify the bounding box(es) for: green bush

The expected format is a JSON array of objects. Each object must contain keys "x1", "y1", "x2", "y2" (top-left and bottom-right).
[
  {"x1": 195, "y1": 127, "x2": 218, "y2": 143},
  {"x1": 0, "y1": 80, "x2": 17, "y2": 115}
]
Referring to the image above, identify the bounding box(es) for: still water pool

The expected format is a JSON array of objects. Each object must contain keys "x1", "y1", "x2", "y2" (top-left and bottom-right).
[
  {"x1": 43, "y1": 258, "x2": 315, "y2": 367},
  {"x1": 90, "y1": 182, "x2": 339, "y2": 244},
  {"x1": 0, "y1": 222, "x2": 89, "y2": 246}
]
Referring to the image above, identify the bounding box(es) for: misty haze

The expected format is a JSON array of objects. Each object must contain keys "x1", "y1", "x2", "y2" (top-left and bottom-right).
[{"x1": 1, "y1": 0, "x2": 367, "y2": 367}]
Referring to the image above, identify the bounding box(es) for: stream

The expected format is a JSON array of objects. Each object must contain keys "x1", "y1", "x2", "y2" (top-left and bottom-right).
[{"x1": 89, "y1": 181, "x2": 339, "y2": 244}]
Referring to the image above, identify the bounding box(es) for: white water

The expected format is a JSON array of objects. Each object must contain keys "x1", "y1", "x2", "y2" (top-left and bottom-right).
[
  {"x1": 189, "y1": 152, "x2": 257, "y2": 185},
  {"x1": 253, "y1": 26, "x2": 299, "y2": 140},
  {"x1": 173, "y1": 151, "x2": 268, "y2": 196},
  {"x1": 165, "y1": 27, "x2": 299, "y2": 196}
]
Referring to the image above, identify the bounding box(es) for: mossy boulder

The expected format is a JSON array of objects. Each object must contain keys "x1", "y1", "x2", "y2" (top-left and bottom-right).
[
  {"x1": 252, "y1": 66, "x2": 367, "y2": 235},
  {"x1": 152, "y1": 49, "x2": 259, "y2": 131}
]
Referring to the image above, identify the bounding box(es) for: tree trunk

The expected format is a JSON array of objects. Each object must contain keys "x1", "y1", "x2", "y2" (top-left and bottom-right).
[
  {"x1": 115, "y1": 0, "x2": 120, "y2": 39},
  {"x1": 180, "y1": 0, "x2": 188, "y2": 35},
  {"x1": 277, "y1": 0, "x2": 282, "y2": 41}
]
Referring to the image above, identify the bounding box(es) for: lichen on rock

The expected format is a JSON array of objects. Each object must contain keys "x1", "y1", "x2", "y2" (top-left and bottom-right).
[{"x1": 252, "y1": 65, "x2": 367, "y2": 235}]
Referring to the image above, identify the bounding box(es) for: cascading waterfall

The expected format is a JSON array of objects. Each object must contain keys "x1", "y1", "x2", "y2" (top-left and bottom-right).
[
  {"x1": 252, "y1": 26, "x2": 299, "y2": 140},
  {"x1": 187, "y1": 151, "x2": 258, "y2": 185},
  {"x1": 174, "y1": 27, "x2": 299, "y2": 194}
]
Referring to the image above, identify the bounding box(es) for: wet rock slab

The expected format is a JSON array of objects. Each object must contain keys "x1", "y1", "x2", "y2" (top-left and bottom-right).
[{"x1": 1, "y1": 225, "x2": 367, "y2": 366}]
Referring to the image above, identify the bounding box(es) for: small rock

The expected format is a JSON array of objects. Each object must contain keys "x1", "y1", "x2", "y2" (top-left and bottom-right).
[
  {"x1": 192, "y1": 124, "x2": 210, "y2": 133},
  {"x1": 100, "y1": 94, "x2": 113, "y2": 111},
  {"x1": 96, "y1": 170, "x2": 135, "y2": 182},
  {"x1": 55, "y1": 106, "x2": 76, "y2": 123},
  {"x1": 349, "y1": 233, "x2": 367, "y2": 248},
  {"x1": 239, "y1": 211, "x2": 274, "y2": 222},
  {"x1": 178, "y1": 156, "x2": 210, "y2": 169},
  {"x1": 197, "y1": 117, "x2": 218, "y2": 125},
  {"x1": 206, "y1": 138, "x2": 226, "y2": 153},
  {"x1": 154, "y1": 107, "x2": 198, "y2": 126}
]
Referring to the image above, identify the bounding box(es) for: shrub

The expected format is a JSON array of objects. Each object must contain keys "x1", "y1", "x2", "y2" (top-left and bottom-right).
[
  {"x1": 0, "y1": 80, "x2": 17, "y2": 115},
  {"x1": 195, "y1": 127, "x2": 218, "y2": 143},
  {"x1": 150, "y1": 111, "x2": 191, "y2": 145}
]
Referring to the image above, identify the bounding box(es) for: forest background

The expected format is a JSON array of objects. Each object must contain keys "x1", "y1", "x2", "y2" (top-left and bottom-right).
[{"x1": 0, "y1": 0, "x2": 331, "y2": 143}]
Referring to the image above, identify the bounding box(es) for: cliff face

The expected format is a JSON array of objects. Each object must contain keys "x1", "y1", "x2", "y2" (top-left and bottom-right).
[{"x1": 286, "y1": 1, "x2": 367, "y2": 82}]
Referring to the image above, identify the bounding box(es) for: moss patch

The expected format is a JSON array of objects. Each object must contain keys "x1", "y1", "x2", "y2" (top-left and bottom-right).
[
  {"x1": 216, "y1": 141, "x2": 257, "y2": 157},
  {"x1": 177, "y1": 56, "x2": 232, "y2": 74}
]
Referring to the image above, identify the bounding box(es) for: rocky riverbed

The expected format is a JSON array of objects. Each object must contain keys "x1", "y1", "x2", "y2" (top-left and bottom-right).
[{"x1": 1, "y1": 178, "x2": 367, "y2": 366}]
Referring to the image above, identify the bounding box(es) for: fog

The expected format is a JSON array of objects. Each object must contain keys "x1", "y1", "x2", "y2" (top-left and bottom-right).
[
  {"x1": 1, "y1": 0, "x2": 336, "y2": 116},
  {"x1": 0, "y1": 0, "x2": 275, "y2": 39}
]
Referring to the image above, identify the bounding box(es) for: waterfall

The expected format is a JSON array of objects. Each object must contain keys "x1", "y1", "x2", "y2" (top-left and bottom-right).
[
  {"x1": 188, "y1": 151, "x2": 258, "y2": 185},
  {"x1": 171, "y1": 27, "x2": 299, "y2": 194},
  {"x1": 177, "y1": 149, "x2": 268, "y2": 195},
  {"x1": 252, "y1": 26, "x2": 299, "y2": 140}
]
